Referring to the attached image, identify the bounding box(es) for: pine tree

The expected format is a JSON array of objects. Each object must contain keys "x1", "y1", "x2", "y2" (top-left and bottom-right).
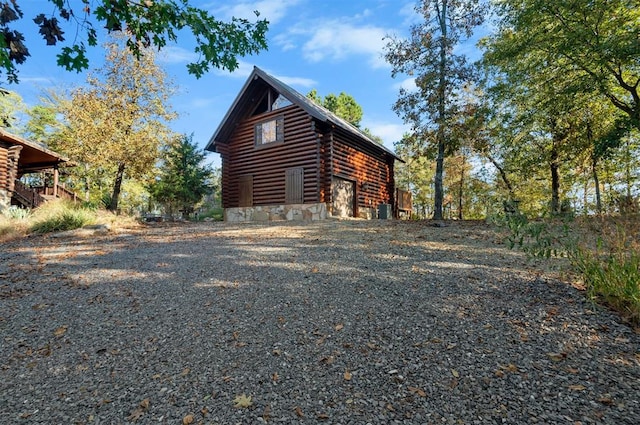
[{"x1": 150, "y1": 134, "x2": 214, "y2": 219}]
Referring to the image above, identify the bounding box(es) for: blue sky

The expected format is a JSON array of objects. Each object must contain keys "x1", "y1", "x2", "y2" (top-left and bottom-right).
[{"x1": 9, "y1": 0, "x2": 472, "y2": 167}]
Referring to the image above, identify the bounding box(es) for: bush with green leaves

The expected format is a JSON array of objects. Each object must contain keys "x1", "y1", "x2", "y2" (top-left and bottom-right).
[
  {"x1": 500, "y1": 213, "x2": 640, "y2": 325},
  {"x1": 570, "y1": 219, "x2": 640, "y2": 324},
  {"x1": 500, "y1": 213, "x2": 573, "y2": 259},
  {"x1": 3, "y1": 206, "x2": 31, "y2": 220}
]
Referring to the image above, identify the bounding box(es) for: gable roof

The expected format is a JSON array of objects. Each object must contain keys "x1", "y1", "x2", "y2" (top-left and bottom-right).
[
  {"x1": 0, "y1": 128, "x2": 69, "y2": 173},
  {"x1": 205, "y1": 66, "x2": 402, "y2": 162}
]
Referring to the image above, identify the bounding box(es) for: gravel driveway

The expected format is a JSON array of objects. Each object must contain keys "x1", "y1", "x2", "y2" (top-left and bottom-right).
[{"x1": 1, "y1": 220, "x2": 638, "y2": 424}]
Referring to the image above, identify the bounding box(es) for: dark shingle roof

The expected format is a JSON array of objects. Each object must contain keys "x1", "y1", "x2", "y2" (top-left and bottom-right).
[{"x1": 205, "y1": 66, "x2": 402, "y2": 161}]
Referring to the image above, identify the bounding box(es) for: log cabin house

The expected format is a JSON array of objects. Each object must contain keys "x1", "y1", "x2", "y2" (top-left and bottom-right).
[
  {"x1": 0, "y1": 128, "x2": 76, "y2": 212},
  {"x1": 205, "y1": 66, "x2": 404, "y2": 222}
]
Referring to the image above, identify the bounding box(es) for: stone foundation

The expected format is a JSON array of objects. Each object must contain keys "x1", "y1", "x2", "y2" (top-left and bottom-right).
[
  {"x1": 225, "y1": 203, "x2": 327, "y2": 223},
  {"x1": 0, "y1": 189, "x2": 9, "y2": 214}
]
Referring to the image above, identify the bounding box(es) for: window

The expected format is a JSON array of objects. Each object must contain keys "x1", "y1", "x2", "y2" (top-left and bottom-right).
[
  {"x1": 255, "y1": 116, "x2": 284, "y2": 146},
  {"x1": 272, "y1": 94, "x2": 292, "y2": 110},
  {"x1": 251, "y1": 91, "x2": 292, "y2": 116}
]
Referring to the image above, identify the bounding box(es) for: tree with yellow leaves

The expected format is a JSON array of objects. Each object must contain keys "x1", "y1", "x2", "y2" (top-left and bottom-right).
[{"x1": 56, "y1": 34, "x2": 176, "y2": 210}]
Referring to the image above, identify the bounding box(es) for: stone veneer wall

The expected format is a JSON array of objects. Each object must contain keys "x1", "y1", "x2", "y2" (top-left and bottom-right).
[
  {"x1": 225, "y1": 203, "x2": 327, "y2": 223},
  {"x1": 0, "y1": 189, "x2": 9, "y2": 213}
]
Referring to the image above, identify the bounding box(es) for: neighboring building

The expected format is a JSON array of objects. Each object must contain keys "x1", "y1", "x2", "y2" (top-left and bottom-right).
[
  {"x1": 205, "y1": 66, "x2": 403, "y2": 222},
  {"x1": 0, "y1": 128, "x2": 75, "y2": 212}
]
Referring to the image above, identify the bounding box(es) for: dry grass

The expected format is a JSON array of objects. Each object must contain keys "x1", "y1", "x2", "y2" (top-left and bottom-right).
[
  {"x1": 0, "y1": 214, "x2": 30, "y2": 242},
  {"x1": 571, "y1": 215, "x2": 640, "y2": 325},
  {"x1": 497, "y1": 213, "x2": 640, "y2": 326},
  {"x1": 0, "y1": 200, "x2": 143, "y2": 243}
]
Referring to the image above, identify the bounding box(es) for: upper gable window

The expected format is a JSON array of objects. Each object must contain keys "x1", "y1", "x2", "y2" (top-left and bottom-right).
[
  {"x1": 272, "y1": 94, "x2": 292, "y2": 110},
  {"x1": 255, "y1": 116, "x2": 284, "y2": 146},
  {"x1": 252, "y1": 90, "x2": 292, "y2": 116}
]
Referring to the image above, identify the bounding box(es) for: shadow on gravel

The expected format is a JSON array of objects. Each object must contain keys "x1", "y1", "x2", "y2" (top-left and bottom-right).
[{"x1": 1, "y1": 221, "x2": 639, "y2": 424}]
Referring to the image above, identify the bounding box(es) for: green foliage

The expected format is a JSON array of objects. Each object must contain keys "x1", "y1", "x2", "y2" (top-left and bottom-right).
[
  {"x1": 0, "y1": 89, "x2": 25, "y2": 129},
  {"x1": 385, "y1": 0, "x2": 486, "y2": 220},
  {"x1": 0, "y1": 0, "x2": 268, "y2": 85},
  {"x1": 306, "y1": 89, "x2": 363, "y2": 127},
  {"x1": 500, "y1": 213, "x2": 573, "y2": 259},
  {"x1": 487, "y1": 0, "x2": 640, "y2": 131},
  {"x1": 149, "y1": 134, "x2": 214, "y2": 218},
  {"x1": 361, "y1": 128, "x2": 384, "y2": 145},
  {"x1": 29, "y1": 201, "x2": 95, "y2": 234},
  {"x1": 570, "y1": 217, "x2": 640, "y2": 324},
  {"x1": 197, "y1": 206, "x2": 224, "y2": 222},
  {"x1": 573, "y1": 247, "x2": 640, "y2": 324},
  {"x1": 501, "y1": 214, "x2": 640, "y2": 324},
  {"x1": 24, "y1": 103, "x2": 62, "y2": 142},
  {"x1": 3, "y1": 205, "x2": 30, "y2": 220}
]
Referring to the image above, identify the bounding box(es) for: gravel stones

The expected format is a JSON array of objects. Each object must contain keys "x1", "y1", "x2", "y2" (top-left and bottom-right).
[{"x1": 1, "y1": 220, "x2": 638, "y2": 424}]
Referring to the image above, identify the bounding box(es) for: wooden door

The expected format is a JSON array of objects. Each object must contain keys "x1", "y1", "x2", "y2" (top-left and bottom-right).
[
  {"x1": 238, "y1": 175, "x2": 253, "y2": 207},
  {"x1": 285, "y1": 167, "x2": 304, "y2": 204},
  {"x1": 331, "y1": 177, "x2": 354, "y2": 217}
]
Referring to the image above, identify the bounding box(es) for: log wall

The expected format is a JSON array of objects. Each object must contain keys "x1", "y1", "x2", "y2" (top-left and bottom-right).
[
  {"x1": 220, "y1": 104, "x2": 319, "y2": 208},
  {"x1": 328, "y1": 128, "x2": 395, "y2": 216}
]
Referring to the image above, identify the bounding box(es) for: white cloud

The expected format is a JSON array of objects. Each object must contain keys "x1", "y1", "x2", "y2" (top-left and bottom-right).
[
  {"x1": 224, "y1": 61, "x2": 256, "y2": 78},
  {"x1": 19, "y1": 76, "x2": 55, "y2": 84},
  {"x1": 392, "y1": 77, "x2": 417, "y2": 92},
  {"x1": 275, "y1": 75, "x2": 317, "y2": 88},
  {"x1": 398, "y1": 1, "x2": 421, "y2": 27},
  {"x1": 361, "y1": 119, "x2": 410, "y2": 150},
  {"x1": 213, "y1": 61, "x2": 317, "y2": 89},
  {"x1": 189, "y1": 98, "x2": 216, "y2": 109},
  {"x1": 208, "y1": 60, "x2": 254, "y2": 79},
  {"x1": 287, "y1": 19, "x2": 390, "y2": 69},
  {"x1": 272, "y1": 32, "x2": 297, "y2": 51},
  {"x1": 158, "y1": 46, "x2": 199, "y2": 64},
  {"x1": 209, "y1": 0, "x2": 301, "y2": 25}
]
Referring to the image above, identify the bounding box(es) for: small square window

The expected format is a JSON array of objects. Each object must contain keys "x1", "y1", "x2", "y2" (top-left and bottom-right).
[{"x1": 255, "y1": 116, "x2": 284, "y2": 146}]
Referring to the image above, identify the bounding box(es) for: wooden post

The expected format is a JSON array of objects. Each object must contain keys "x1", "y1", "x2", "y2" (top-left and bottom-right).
[{"x1": 53, "y1": 167, "x2": 59, "y2": 197}]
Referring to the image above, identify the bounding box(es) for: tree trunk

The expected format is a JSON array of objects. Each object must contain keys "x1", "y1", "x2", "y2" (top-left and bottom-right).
[
  {"x1": 457, "y1": 156, "x2": 465, "y2": 220},
  {"x1": 592, "y1": 155, "x2": 602, "y2": 214},
  {"x1": 486, "y1": 153, "x2": 514, "y2": 195},
  {"x1": 550, "y1": 146, "x2": 560, "y2": 214},
  {"x1": 433, "y1": 0, "x2": 448, "y2": 221},
  {"x1": 434, "y1": 139, "x2": 445, "y2": 220},
  {"x1": 624, "y1": 137, "x2": 632, "y2": 199},
  {"x1": 108, "y1": 162, "x2": 126, "y2": 212}
]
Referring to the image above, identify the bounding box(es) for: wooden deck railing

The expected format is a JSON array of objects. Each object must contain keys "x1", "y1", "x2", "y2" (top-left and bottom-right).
[
  {"x1": 33, "y1": 184, "x2": 79, "y2": 203},
  {"x1": 13, "y1": 180, "x2": 46, "y2": 209},
  {"x1": 13, "y1": 180, "x2": 80, "y2": 208}
]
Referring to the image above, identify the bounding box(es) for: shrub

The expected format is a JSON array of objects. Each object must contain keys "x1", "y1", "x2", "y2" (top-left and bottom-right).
[
  {"x1": 570, "y1": 217, "x2": 640, "y2": 324},
  {"x1": 29, "y1": 201, "x2": 96, "y2": 234},
  {"x1": 500, "y1": 213, "x2": 573, "y2": 259},
  {"x1": 4, "y1": 205, "x2": 31, "y2": 220},
  {"x1": 500, "y1": 213, "x2": 640, "y2": 325},
  {"x1": 197, "y1": 206, "x2": 224, "y2": 221}
]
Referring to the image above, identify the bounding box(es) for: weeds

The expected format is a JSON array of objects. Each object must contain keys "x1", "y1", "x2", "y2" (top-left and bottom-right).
[
  {"x1": 29, "y1": 201, "x2": 96, "y2": 234},
  {"x1": 1, "y1": 200, "x2": 141, "y2": 242},
  {"x1": 499, "y1": 213, "x2": 640, "y2": 325},
  {"x1": 571, "y1": 217, "x2": 640, "y2": 324},
  {"x1": 501, "y1": 213, "x2": 573, "y2": 259},
  {"x1": 0, "y1": 206, "x2": 31, "y2": 241}
]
